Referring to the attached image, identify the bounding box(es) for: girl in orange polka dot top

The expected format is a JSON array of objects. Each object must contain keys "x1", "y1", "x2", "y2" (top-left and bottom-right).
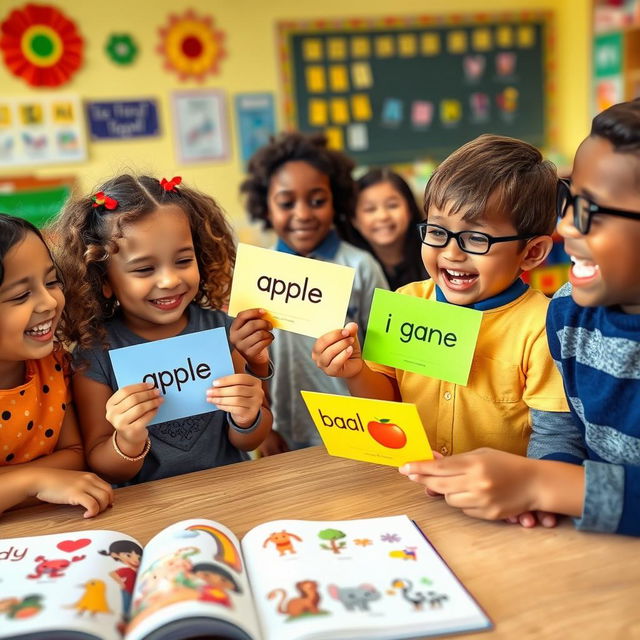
[{"x1": 0, "y1": 214, "x2": 113, "y2": 517}]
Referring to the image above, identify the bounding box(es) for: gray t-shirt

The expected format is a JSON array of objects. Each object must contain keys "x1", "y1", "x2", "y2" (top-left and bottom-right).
[{"x1": 74, "y1": 304, "x2": 248, "y2": 485}]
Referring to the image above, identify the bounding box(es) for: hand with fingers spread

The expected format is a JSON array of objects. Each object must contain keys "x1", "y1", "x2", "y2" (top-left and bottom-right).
[
  {"x1": 230, "y1": 308, "x2": 274, "y2": 374},
  {"x1": 105, "y1": 382, "x2": 163, "y2": 454},
  {"x1": 207, "y1": 373, "x2": 263, "y2": 427},
  {"x1": 31, "y1": 468, "x2": 114, "y2": 518},
  {"x1": 312, "y1": 322, "x2": 363, "y2": 379}
]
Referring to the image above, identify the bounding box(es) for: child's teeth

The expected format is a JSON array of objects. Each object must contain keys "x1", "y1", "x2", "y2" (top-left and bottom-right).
[
  {"x1": 26, "y1": 320, "x2": 52, "y2": 335},
  {"x1": 571, "y1": 257, "x2": 599, "y2": 278}
]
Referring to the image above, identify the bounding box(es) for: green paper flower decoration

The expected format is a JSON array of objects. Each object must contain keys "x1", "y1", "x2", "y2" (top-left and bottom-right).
[{"x1": 105, "y1": 34, "x2": 137, "y2": 65}]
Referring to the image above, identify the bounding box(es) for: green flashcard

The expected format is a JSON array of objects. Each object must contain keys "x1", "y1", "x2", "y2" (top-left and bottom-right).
[{"x1": 362, "y1": 288, "x2": 482, "y2": 385}]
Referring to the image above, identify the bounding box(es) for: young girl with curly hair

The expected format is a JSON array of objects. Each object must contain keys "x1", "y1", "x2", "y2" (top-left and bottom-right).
[
  {"x1": 49, "y1": 175, "x2": 273, "y2": 485},
  {"x1": 0, "y1": 213, "x2": 112, "y2": 516},
  {"x1": 240, "y1": 132, "x2": 388, "y2": 454}
]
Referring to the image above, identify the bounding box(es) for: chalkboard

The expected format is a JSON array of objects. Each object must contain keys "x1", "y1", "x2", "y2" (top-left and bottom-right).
[{"x1": 278, "y1": 12, "x2": 552, "y2": 164}]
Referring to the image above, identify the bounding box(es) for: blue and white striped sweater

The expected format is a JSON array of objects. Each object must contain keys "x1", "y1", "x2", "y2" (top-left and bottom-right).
[{"x1": 530, "y1": 283, "x2": 640, "y2": 535}]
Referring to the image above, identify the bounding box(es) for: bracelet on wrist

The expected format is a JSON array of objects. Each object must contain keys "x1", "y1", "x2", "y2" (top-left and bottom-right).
[
  {"x1": 112, "y1": 431, "x2": 151, "y2": 462},
  {"x1": 227, "y1": 408, "x2": 262, "y2": 434},
  {"x1": 244, "y1": 359, "x2": 274, "y2": 381}
]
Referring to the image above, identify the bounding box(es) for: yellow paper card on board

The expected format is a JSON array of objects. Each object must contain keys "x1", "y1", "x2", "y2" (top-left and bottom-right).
[
  {"x1": 306, "y1": 66, "x2": 326, "y2": 93},
  {"x1": 228, "y1": 244, "x2": 355, "y2": 338},
  {"x1": 309, "y1": 99, "x2": 328, "y2": 126},
  {"x1": 301, "y1": 391, "x2": 433, "y2": 467}
]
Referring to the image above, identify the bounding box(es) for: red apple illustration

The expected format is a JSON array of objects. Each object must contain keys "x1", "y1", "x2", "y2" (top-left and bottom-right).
[{"x1": 367, "y1": 418, "x2": 407, "y2": 449}]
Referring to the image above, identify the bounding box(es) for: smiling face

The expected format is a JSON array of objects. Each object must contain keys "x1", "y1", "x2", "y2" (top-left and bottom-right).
[
  {"x1": 266, "y1": 161, "x2": 334, "y2": 256},
  {"x1": 104, "y1": 205, "x2": 200, "y2": 340},
  {"x1": 354, "y1": 181, "x2": 412, "y2": 251},
  {"x1": 423, "y1": 196, "x2": 532, "y2": 305},
  {"x1": 0, "y1": 232, "x2": 64, "y2": 386},
  {"x1": 559, "y1": 135, "x2": 640, "y2": 313}
]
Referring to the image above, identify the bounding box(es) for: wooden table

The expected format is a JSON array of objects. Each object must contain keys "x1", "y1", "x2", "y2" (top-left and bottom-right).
[{"x1": 1, "y1": 446, "x2": 638, "y2": 639}]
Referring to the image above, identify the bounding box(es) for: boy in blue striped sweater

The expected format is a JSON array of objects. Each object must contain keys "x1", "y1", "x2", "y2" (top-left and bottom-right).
[{"x1": 401, "y1": 99, "x2": 640, "y2": 536}]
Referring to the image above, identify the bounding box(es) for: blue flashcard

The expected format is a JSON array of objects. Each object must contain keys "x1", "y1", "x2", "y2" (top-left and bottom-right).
[
  {"x1": 108, "y1": 328, "x2": 234, "y2": 425},
  {"x1": 234, "y1": 93, "x2": 276, "y2": 165}
]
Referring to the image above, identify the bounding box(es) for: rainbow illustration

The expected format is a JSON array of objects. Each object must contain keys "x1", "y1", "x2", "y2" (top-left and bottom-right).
[{"x1": 186, "y1": 524, "x2": 243, "y2": 573}]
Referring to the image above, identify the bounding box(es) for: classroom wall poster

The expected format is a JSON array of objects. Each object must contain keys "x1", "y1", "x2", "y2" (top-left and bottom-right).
[
  {"x1": 234, "y1": 93, "x2": 276, "y2": 166},
  {"x1": 0, "y1": 95, "x2": 87, "y2": 168},
  {"x1": 171, "y1": 90, "x2": 229, "y2": 163},
  {"x1": 86, "y1": 99, "x2": 160, "y2": 140}
]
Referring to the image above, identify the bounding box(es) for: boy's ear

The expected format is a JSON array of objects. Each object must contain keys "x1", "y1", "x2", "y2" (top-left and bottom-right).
[{"x1": 519, "y1": 235, "x2": 553, "y2": 272}]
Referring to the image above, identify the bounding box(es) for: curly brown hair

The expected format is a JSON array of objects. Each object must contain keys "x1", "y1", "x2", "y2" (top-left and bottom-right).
[
  {"x1": 239, "y1": 132, "x2": 355, "y2": 236},
  {"x1": 46, "y1": 174, "x2": 236, "y2": 353}
]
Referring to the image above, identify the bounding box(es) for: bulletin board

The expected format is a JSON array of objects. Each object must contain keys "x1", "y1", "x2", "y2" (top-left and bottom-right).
[{"x1": 278, "y1": 12, "x2": 555, "y2": 165}]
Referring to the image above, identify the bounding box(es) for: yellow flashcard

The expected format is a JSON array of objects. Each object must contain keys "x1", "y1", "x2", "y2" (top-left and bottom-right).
[
  {"x1": 398, "y1": 34, "x2": 417, "y2": 57},
  {"x1": 518, "y1": 25, "x2": 535, "y2": 48},
  {"x1": 421, "y1": 32, "x2": 440, "y2": 56},
  {"x1": 447, "y1": 30, "x2": 468, "y2": 54},
  {"x1": 496, "y1": 25, "x2": 514, "y2": 48},
  {"x1": 329, "y1": 65, "x2": 349, "y2": 92},
  {"x1": 52, "y1": 102, "x2": 74, "y2": 124},
  {"x1": 472, "y1": 28, "x2": 492, "y2": 51},
  {"x1": 375, "y1": 35, "x2": 395, "y2": 58},
  {"x1": 228, "y1": 244, "x2": 355, "y2": 338},
  {"x1": 351, "y1": 94, "x2": 372, "y2": 121},
  {"x1": 330, "y1": 98, "x2": 349, "y2": 124},
  {"x1": 20, "y1": 104, "x2": 43, "y2": 125},
  {"x1": 301, "y1": 391, "x2": 433, "y2": 467},
  {"x1": 328, "y1": 37, "x2": 347, "y2": 60},
  {"x1": 350, "y1": 36, "x2": 371, "y2": 58},
  {"x1": 309, "y1": 99, "x2": 328, "y2": 126},
  {"x1": 351, "y1": 62, "x2": 373, "y2": 89},
  {"x1": 306, "y1": 66, "x2": 326, "y2": 93},
  {"x1": 325, "y1": 126, "x2": 344, "y2": 150},
  {"x1": 303, "y1": 38, "x2": 324, "y2": 61}
]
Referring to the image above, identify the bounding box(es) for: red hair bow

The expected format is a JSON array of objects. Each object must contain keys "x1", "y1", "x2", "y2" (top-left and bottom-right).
[
  {"x1": 92, "y1": 192, "x2": 118, "y2": 210},
  {"x1": 160, "y1": 176, "x2": 182, "y2": 192}
]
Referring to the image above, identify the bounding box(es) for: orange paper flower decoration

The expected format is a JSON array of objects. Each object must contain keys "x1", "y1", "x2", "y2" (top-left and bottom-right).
[
  {"x1": 0, "y1": 3, "x2": 83, "y2": 87},
  {"x1": 157, "y1": 10, "x2": 225, "y2": 81}
]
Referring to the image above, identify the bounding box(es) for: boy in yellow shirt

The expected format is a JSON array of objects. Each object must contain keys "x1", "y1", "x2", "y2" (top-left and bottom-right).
[{"x1": 313, "y1": 134, "x2": 570, "y2": 464}]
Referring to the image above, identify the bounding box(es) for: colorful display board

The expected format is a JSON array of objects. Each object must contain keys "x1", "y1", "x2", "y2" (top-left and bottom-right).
[{"x1": 278, "y1": 12, "x2": 554, "y2": 164}]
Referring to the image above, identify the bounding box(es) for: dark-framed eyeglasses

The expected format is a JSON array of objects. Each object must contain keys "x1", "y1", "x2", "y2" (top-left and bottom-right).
[
  {"x1": 557, "y1": 178, "x2": 640, "y2": 235},
  {"x1": 417, "y1": 222, "x2": 535, "y2": 255}
]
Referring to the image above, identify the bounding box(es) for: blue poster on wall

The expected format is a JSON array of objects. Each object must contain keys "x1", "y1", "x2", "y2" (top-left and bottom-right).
[
  {"x1": 234, "y1": 93, "x2": 276, "y2": 166},
  {"x1": 87, "y1": 99, "x2": 160, "y2": 140}
]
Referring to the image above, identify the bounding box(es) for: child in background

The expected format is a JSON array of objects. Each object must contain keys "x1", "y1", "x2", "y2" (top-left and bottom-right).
[
  {"x1": 240, "y1": 132, "x2": 388, "y2": 454},
  {"x1": 347, "y1": 168, "x2": 427, "y2": 290},
  {"x1": 0, "y1": 213, "x2": 113, "y2": 517},
  {"x1": 400, "y1": 101, "x2": 640, "y2": 536},
  {"x1": 49, "y1": 175, "x2": 273, "y2": 485},
  {"x1": 314, "y1": 134, "x2": 570, "y2": 459}
]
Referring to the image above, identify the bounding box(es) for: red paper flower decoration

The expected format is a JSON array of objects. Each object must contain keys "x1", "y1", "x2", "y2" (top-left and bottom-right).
[
  {"x1": 0, "y1": 4, "x2": 83, "y2": 87},
  {"x1": 157, "y1": 10, "x2": 225, "y2": 81}
]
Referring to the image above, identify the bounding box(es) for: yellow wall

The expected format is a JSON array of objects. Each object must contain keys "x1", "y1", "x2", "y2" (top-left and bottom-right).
[{"x1": 0, "y1": 0, "x2": 591, "y2": 231}]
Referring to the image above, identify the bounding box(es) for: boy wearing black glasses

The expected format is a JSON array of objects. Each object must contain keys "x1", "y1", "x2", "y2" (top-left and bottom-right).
[
  {"x1": 313, "y1": 134, "x2": 570, "y2": 478},
  {"x1": 399, "y1": 100, "x2": 640, "y2": 536}
]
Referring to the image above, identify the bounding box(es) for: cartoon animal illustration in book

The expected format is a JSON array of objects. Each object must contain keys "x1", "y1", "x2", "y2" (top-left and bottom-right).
[
  {"x1": 389, "y1": 546, "x2": 418, "y2": 561},
  {"x1": 27, "y1": 554, "x2": 86, "y2": 579},
  {"x1": 262, "y1": 530, "x2": 302, "y2": 556},
  {"x1": 327, "y1": 583, "x2": 382, "y2": 611},
  {"x1": 267, "y1": 580, "x2": 328, "y2": 619},
  {"x1": 0, "y1": 595, "x2": 44, "y2": 620},
  {"x1": 192, "y1": 562, "x2": 242, "y2": 609},
  {"x1": 67, "y1": 579, "x2": 112, "y2": 616},
  {"x1": 318, "y1": 528, "x2": 346, "y2": 554},
  {"x1": 391, "y1": 579, "x2": 449, "y2": 611}
]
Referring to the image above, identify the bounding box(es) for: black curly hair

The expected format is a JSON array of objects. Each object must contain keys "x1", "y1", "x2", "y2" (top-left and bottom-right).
[{"x1": 240, "y1": 131, "x2": 355, "y2": 236}]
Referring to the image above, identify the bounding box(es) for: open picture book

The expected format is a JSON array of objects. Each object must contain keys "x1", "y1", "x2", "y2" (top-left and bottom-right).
[{"x1": 0, "y1": 514, "x2": 491, "y2": 640}]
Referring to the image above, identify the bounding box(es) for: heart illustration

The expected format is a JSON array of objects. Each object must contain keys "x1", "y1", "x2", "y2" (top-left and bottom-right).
[{"x1": 57, "y1": 538, "x2": 91, "y2": 553}]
